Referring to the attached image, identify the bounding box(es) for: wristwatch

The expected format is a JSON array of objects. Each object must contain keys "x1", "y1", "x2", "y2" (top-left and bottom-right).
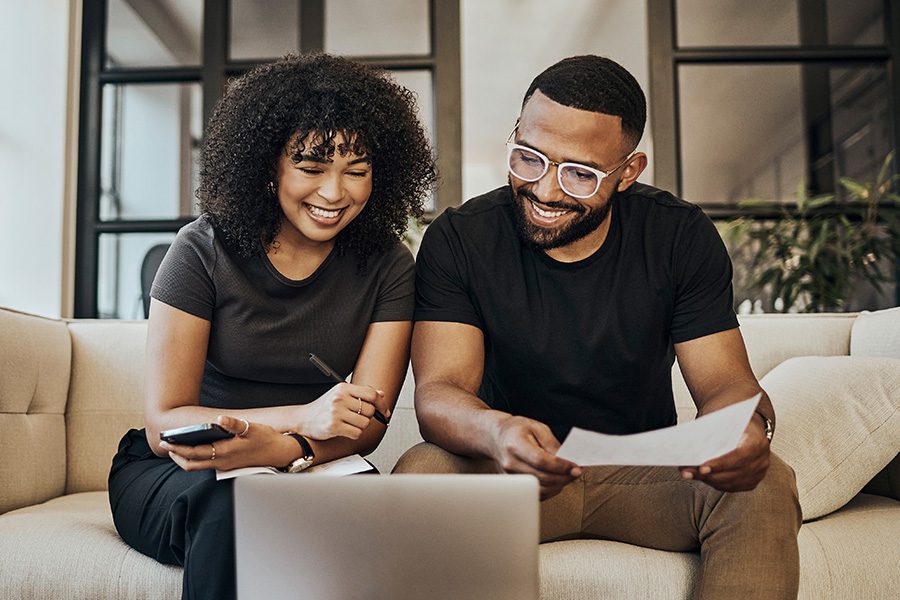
[
  {"x1": 280, "y1": 432, "x2": 315, "y2": 473},
  {"x1": 754, "y1": 410, "x2": 774, "y2": 443}
]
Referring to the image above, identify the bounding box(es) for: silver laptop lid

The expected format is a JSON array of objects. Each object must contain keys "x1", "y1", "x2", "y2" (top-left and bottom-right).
[{"x1": 234, "y1": 474, "x2": 539, "y2": 600}]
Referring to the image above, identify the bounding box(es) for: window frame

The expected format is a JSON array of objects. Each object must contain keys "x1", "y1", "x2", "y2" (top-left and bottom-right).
[
  {"x1": 74, "y1": 0, "x2": 460, "y2": 318},
  {"x1": 647, "y1": 0, "x2": 900, "y2": 218}
]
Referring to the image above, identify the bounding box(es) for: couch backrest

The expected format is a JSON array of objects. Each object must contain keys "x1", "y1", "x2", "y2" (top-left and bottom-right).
[
  {"x1": 66, "y1": 321, "x2": 148, "y2": 493},
  {"x1": 671, "y1": 313, "x2": 857, "y2": 421},
  {"x1": 0, "y1": 309, "x2": 70, "y2": 514}
]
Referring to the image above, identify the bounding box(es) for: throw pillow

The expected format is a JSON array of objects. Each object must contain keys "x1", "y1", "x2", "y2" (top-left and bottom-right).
[
  {"x1": 850, "y1": 306, "x2": 900, "y2": 359},
  {"x1": 761, "y1": 355, "x2": 900, "y2": 520}
]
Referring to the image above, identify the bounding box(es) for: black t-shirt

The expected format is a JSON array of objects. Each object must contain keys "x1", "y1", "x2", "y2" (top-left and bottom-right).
[
  {"x1": 414, "y1": 184, "x2": 738, "y2": 440},
  {"x1": 151, "y1": 216, "x2": 415, "y2": 410}
]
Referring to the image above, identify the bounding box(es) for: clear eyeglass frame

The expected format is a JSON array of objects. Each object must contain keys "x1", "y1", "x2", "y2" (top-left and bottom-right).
[{"x1": 505, "y1": 128, "x2": 633, "y2": 199}]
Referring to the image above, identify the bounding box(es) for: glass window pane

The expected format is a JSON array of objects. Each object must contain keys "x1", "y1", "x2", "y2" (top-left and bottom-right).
[
  {"x1": 389, "y1": 69, "x2": 435, "y2": 211},
  {"x1": 100, "y1": 83, "x2": 202, "y2": 220},
  {"x1": 676, "y1": 0, "x2": 884, "y2": 48},
  {"x1": 827, "y1": 0, "x2": 884, "y2": 45},
  {"x1": 230, "y1": 0, "x2": 300, "y2": 61},
  {"x1": 325, "y1": 0, "x2": 429, "y2": 56},
  {"x1": 97, "y1": 232, "x2": 177, "y2": 319},
  {"x1": 678, "y1": 64, "x2": 891, "y2": 205},
  {"x1": 106, "y1": 0, "x2": 202, "y2": 68}
]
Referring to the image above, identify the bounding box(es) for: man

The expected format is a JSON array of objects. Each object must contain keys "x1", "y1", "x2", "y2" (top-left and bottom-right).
[{"x1": 394, "y1": 56, "x2": 801, "y2": 598}]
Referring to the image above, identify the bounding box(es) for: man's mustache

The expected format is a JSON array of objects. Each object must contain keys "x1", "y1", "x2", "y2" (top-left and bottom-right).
[{"x1": 516, "y1": 188, "x2": 585, "y2": 213}]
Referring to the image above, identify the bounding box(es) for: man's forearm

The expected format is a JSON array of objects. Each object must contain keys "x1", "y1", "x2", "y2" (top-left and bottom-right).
[
  {"x1": 695, "y1": 379, "x2": 776, "y2": 428},
  {"x1": 415, "y1": 380, "x2": 511, "y2": 460}
]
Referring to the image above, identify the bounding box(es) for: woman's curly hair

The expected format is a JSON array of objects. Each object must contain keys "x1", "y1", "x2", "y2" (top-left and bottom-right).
[{"x1": 198, "y1": 53, "x2": 436, "y2": 265}]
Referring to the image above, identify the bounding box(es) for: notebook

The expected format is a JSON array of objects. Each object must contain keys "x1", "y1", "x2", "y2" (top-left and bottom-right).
[{"x1": 234, "y1": 474, "x2": 539, "y2": 600}]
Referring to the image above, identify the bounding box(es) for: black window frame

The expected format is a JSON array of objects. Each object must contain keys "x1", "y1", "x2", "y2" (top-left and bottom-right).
[
  {"x1": 75, "y1": 0, "x2": 460, "y2": 318},
  {"x1": 647, "y1": 0, "x2": 900, "y2": 218}
]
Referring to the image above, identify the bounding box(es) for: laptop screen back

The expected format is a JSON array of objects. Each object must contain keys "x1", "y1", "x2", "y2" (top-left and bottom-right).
[{"x1": 234, "y1": 474, "x2": 539, "y2": 600}]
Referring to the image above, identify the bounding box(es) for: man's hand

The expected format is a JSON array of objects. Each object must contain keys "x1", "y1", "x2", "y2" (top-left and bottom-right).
[
  {"x1": 679, "y1": 414, "x2": 770, "y2": 492},
  {"x1": 489, "y1": 415, "x2": 582, "y2": 500}
]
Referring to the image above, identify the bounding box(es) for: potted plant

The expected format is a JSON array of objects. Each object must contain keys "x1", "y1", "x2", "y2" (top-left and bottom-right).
[{"x1": 720, "y1": 153, "x2": 900, "y2": 313}]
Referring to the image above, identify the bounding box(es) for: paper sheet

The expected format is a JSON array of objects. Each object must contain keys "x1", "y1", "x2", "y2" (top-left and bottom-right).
[
  {"x1": 215, "y1": 453, "x2": 372, "y2": 480},
  {"x1": 556, "y1": 395, "x2": 760, "y2": 466}
]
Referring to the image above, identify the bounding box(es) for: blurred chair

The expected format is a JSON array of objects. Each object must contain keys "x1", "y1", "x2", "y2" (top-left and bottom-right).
[{"x1": 140, "y1": 243, "x2": 170, "y2": 318}]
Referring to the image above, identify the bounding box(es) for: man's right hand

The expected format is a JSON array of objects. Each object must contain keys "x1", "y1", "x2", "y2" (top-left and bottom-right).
[{"x1": 489, "y1": 414, "x2": 582, "y2": 500}]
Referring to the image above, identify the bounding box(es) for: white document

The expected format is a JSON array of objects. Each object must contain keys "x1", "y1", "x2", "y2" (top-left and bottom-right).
[
  {"x1": 215, "y1": 453, "x2": 372, "y2": 480},
  {"x1": 556, "y1": 395, "x2": 760, "y2": 466}
]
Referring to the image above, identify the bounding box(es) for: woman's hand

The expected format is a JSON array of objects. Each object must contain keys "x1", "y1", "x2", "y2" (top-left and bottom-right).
[
  {"x1": 160, "y1": 415, "x2": 297, "y2": 472},
  {"x1": 297, "y1": 382, "x2": 387, "y2": 441}
]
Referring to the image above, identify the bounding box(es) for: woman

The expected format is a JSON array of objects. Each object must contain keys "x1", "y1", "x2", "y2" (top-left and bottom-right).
[{"x1": 108, "y1": 54, "x2": 435, "y2": 600}]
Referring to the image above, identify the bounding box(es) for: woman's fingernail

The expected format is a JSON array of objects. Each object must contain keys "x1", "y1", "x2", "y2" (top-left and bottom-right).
[
  {"x1": 682, "y1": 471, "x2": 693, "y2": 480},
  {"x1": 700, "y1": 466, "x2": 712, "y2": 475}
]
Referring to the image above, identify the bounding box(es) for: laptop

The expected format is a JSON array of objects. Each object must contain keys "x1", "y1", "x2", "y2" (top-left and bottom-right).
[{"x1": 234, "y1": 474, "x2": 539, "y2": 600}]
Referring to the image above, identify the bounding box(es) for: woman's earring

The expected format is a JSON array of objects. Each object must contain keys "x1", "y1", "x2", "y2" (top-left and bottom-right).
[{"x1": 267, "y1": 181, "x2": 277, "y2": 196}]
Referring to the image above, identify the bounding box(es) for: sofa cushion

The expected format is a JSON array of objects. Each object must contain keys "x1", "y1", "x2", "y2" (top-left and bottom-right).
[
  {"x1": 538, "y1": 494, "x2": 900, "y2": 600},
  {"x1": 851, "y1": 306, "x2": 900, "y2": 359},
  {"x1": 540, "y1": 539, "x2": 698, "y2": 599},
  {"x1": 796, "y1": 494, "x2": 900, "y2": 598},
  {"x1": 763, "y1": 356, "x2": 900, "y2": 520},
  {"x1": 0, "y1": 491, "x2": 181, "y2": 599}
]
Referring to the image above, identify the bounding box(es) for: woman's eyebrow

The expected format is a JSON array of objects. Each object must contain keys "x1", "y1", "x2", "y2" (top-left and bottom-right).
[{"x1": 296, "y1": 154, "x2": 370, "y2": 164}]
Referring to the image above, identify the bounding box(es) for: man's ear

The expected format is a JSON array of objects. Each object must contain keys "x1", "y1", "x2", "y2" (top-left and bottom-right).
[{"x1": 616, "y1": 152, "x2": 648, "y2": 192}]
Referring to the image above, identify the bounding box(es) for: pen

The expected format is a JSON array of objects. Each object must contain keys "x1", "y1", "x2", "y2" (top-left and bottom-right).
[{"x1": 308, "y1": 353, "x2": 390, "y2": 426}]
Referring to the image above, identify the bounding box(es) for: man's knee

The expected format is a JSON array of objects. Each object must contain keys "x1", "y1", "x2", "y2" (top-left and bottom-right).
[
  {"x1": 392, "y1": 442, "x2": 496, "y2": 474},
  {"x1": 747, "y1": 452, "x2": 802, "y2": 530}
]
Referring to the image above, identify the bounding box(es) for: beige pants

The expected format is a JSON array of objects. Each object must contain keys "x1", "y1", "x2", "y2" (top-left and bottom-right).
[{"x1": 394, "y1": 443, "x2": 801, "y2": 599}]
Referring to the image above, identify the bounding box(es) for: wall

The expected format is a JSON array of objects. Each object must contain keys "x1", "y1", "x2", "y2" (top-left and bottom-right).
[
  {"x1": 0, "y1": 0, "x2": 76, "y2": 318},
  {"x1": 0, "y1": 1, "x2": 651, "y2": 317},
  {"x1": 460, "y1": 0, "x2": 652, "y2": 202}
]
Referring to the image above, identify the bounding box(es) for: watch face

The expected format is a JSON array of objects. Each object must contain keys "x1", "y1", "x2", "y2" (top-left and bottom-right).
[{"x1": 287, "y1": 456, "x2": 314, "y2": 473}]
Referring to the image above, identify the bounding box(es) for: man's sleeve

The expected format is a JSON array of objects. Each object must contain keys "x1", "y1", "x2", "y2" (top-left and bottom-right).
[
  {"x1": 670, "y1": 209, "x2": 739, "y2": 343},
  {"x1": 413, "y1": 213, "x2": 483, "y2": 330}
]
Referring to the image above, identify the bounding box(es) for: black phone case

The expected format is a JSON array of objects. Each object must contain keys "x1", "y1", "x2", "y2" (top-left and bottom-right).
[{"x1": 160, "y1": 425, "x2": 234, "y2": 446}]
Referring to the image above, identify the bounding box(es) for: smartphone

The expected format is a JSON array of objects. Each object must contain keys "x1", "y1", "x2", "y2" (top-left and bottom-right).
[{"x1": 159, "y1": 423, "x2": 234, "y2": 446}]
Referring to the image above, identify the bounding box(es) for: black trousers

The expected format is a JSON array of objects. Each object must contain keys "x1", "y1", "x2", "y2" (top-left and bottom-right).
[{"x1": 108, "y1": 429, "x2": 236, "y2": 600}]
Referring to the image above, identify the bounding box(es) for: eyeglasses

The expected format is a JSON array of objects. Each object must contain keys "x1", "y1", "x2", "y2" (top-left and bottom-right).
[{"x1": 506, "y1": 130, "x2": 633, "y2": 199}]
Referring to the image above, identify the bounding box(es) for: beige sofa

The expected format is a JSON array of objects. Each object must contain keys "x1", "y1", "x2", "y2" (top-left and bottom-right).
[{"x1": 1, "y1": 305, "x2": 898, "y2": 599}]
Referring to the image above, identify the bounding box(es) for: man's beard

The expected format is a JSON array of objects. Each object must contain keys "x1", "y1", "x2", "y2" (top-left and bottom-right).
[{"x1": 511, "y1": 184, "x2": 613, "y2": 251}]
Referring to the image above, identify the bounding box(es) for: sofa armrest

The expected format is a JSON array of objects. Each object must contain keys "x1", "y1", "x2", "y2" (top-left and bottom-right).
[{"x1": 0, "y1": 308, "x2": 70, "y2": 514}]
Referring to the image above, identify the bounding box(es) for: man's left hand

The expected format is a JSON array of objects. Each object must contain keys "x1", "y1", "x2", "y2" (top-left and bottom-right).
[{"x1": 678, "y1": 415, "x2": 770, "y2": 492}]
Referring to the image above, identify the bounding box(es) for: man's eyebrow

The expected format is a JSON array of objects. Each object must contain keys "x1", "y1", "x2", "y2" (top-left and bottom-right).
[{"x1": 515, "y1": 137, "x2": 605, "y2": 171}]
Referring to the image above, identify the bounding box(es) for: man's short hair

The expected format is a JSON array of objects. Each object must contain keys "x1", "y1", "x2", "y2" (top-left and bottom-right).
[{"x1": 523, "y1": 55, "x2": 647, "y2": 150}]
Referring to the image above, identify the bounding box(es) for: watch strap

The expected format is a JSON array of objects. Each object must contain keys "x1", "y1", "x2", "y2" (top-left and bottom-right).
[{"x1": 280, "y1": 432, "x2": 315, "y2": 473}]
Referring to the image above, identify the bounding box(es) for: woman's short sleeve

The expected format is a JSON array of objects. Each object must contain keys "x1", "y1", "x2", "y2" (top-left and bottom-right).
[
  {"x1": 370, "y1": 243, "x2": 415, "y2": 323},
  {"x1": 149, "y1": 219, "x2": 217, "y2": 321}
]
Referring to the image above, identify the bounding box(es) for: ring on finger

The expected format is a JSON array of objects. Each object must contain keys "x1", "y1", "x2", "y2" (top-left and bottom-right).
[
  {"x1": 357, "y1": 397, "x2": 362, "y2": 415},
  {"x1": 237, "y1": 418, "x2": 250, "y2": 437},
  {"x1": 210, "y1": 443, "x2": 216, "y2": 461}
]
